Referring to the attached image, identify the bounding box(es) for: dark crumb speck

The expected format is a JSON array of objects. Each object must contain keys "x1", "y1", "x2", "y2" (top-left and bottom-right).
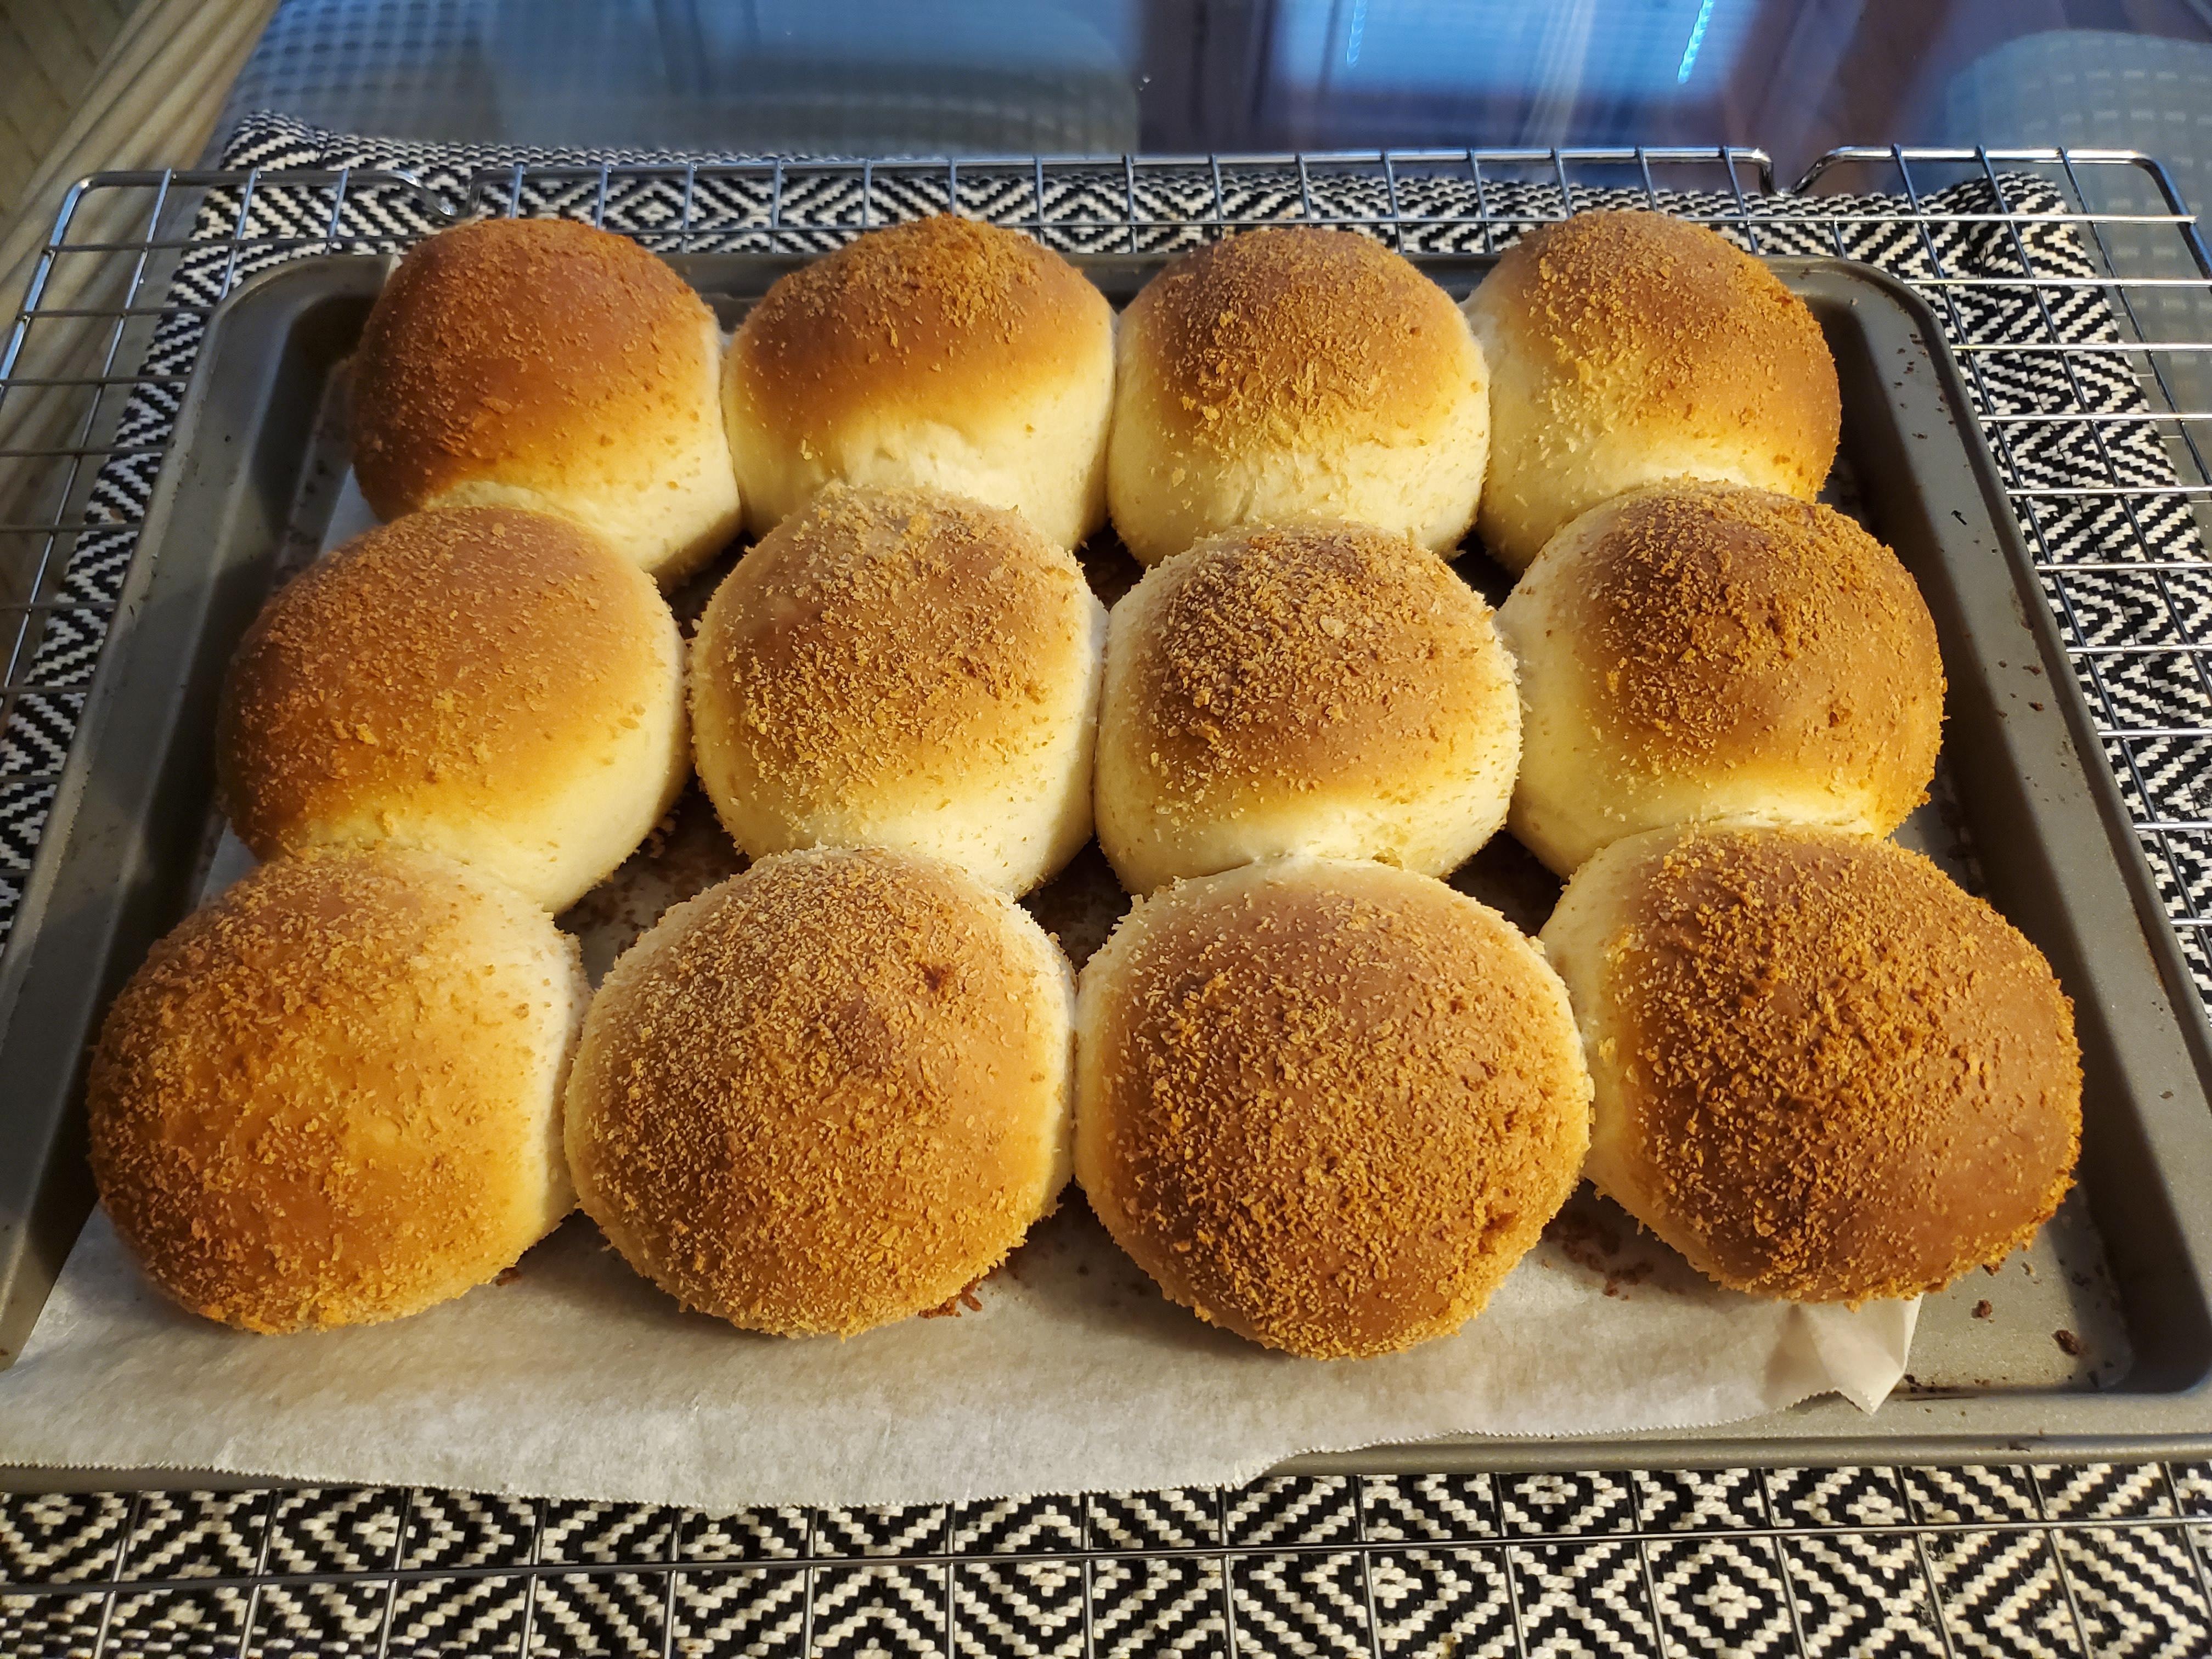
[
  {"x1": 1972, "y1": 1300, "x2": 1993, "y2": 1319},
  {"x1": 921, "y1": 1280, "x2": 986, "y2": 1319}
]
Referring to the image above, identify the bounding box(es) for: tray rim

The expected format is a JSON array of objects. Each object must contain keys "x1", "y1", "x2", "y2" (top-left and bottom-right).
[{"x1": 4, "y1": 246, "x2": 2212, "y2": 1489}]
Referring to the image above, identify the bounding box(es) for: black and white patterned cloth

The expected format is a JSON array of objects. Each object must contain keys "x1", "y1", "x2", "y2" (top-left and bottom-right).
[
  {"x1": 7, "y1": 1466, "x2": 2212, "y2": 1655},
  {"x1": 5, "y1": 114, "x2": 2212, "y2": 1656}
]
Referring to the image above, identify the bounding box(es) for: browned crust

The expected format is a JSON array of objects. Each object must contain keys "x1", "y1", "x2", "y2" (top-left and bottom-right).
[
  {"x1": 1120, "y1": 227, "x2": 1479, "y2": 454},
  {"x1": 86, "y1": 849, "x2": 582, "y2": 1333},
  {"x1": 725, "y1": 215, "x2": 1111, "y2": 438},
  {"x1": 568, "y1": 847, "x2": 1068, "y2": 1336},
  {"x1": 1120, "y1": 522, "x2": 1510, "y2": 813},
  {"x1": 692, "y1": 483, "x2": 1090, "y2": 802},
  {"x1": 1570, "y1": 482, "x2": 1943, "y2": 811},
  {"x1": 216, "y1": 506, "x2": 675, "y2": 854},
  {"x1": 1482, "y1": 210, "x2": 1839, "y2": 488},
  {"x1": 1081, "y1": 861, "x2": 1589, "y2": 1357},
  {"x1": 351, "y1": 217, "x2": 720, "y2": 515},
  {"x1": 1598, "y1": 826, "x2": 2081, "y2": 1301}
]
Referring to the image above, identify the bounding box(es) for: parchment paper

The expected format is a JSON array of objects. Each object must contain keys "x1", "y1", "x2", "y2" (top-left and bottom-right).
[
  {"x1": 0, "y1": 470, "x2": 1919, "y2": 1510},
  {"x1": 0, "y1": 1190, "x2": 1914, "y2": 1511}
]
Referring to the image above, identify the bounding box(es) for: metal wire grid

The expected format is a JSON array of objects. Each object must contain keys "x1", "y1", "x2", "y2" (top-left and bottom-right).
[
  {"x1": 4, "y1": 145, "x2": 2212, "y2": 1655},
  {"x1": 8, "y1": 1465, "x2": 2212, "y2": 1655}
]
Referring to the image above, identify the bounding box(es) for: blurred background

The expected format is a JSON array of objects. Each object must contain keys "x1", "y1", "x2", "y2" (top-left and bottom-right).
[
  {"x1": 12, "y1": 1, "x2": 2212, "y2": 218},
  {"x1": 11, "y1": 0, "x2": 2212, "y2": 381}
]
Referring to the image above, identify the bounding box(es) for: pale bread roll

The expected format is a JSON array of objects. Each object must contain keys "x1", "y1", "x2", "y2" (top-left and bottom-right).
[
  {"x1": 690, "y1": 483, "x2": 1103, "y2": 894},
  {"x1": 1497, "y1": 481, "x2": 1943, "y2": 875},
  {"x1": 1107, "y1": 228, "x2": 1489, "y2": 566},
  {"x1": 1465, "y1": 210, "x2": 1839, "y2": 573},
  {"x1": 217, "y1": 506, "x2": 689, "y2": 913},
  {"x1": 352, "y1": 217, "x2": 741, "y2": 582},
  {"x1": 1096, "y1": 521, "x2": 1519, "y2": 893},
  {"x1": 723, "y1": 215, "x2": 1115, "y2": 549}
]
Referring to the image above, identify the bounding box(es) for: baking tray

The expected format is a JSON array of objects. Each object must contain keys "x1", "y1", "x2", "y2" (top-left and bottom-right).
[{"x1": 4, "y1": 249, "x2": 2212, "y2": 1485}]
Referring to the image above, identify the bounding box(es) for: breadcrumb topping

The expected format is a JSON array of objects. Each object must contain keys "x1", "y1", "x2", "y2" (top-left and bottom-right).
[
  {"x1": 568, "y1": 847, "x2": 1071, "y2": 1336},
  {"x1": 87, "y1": 849, "x2": 582, "y2": 1333},
  {"x1": 1125, "y1": 521, "x2": 1514, "y2": 814},
  {"x1": 1595, "y1": 826, "x2": 2080, "y2": 1302},
  {"x1": 1124, "y1": 227, "x2": 1480, "y2": 453},
  {"x1": 1081, "y1": 861, "x2": 1589, "y2": 1358}
]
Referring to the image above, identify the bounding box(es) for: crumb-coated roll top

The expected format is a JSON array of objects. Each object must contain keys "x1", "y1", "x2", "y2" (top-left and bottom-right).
[
  {"x1": 730, "y1": 213, "x2": 1109, "y2": 438},
  {"x1": 1467, "y1": 210, "x2": 1840, "y2": 572},
  {"x1": 1095, "y1": 521, "x2": 1519, "y2": 892},
  {"x1": 1108, "y1": 228, "x2": 1489, "y2": 563},
  {"x1": 1540, "y1": 825, "x2": 2081, "y2": 1303},
  {"x1": 1119, "y1": 523, "x2": 1504, "y2": 789},
  {"x1": 87, "y1": 848, "x2": 585, "y2": 1334},
  {"x1": 723, "y1": 215, "x2": 1115, "y2": 547},
  {"x1": 1568, "y1": 487, "x2": 1939, "y2": 760},
  {"x1": 1122, "y1": 227, "x2": 1474, "y2": 453},
  {"x1": 691, "y1": 482, "x2": 1104, "y2": 894},
  {"x1": 565, "y1": 847, "x2": 1075, "y2": 1338},
  {"x1": 351, "y1": 217, "x2": 739, "y2": 580},
  {"x1": 217, "y1": 505, "x2": 688, "y2": 912},
  {"x1": 1498, "y1": 481, "x2": 1943, "y2": 873},
  {"x1": 1075, "y1": 858, "x2": 1591, "y2": 1359}
]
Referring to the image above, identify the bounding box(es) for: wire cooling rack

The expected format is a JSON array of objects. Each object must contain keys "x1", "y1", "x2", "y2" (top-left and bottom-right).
[{"x1": 10, "y1": 141, "x2": 2212, "y2": 1655}]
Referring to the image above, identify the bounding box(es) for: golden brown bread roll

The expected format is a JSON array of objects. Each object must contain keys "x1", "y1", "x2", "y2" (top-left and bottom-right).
[
  {"x1": 722, "y1": 215, "x2": 1115, "y2": 548},
  {"x1": 1107, "y1": 227, "x2": 1489, "y2": 566},
  {"x1": 565, "y1": 846, "x2": 1075, "y2": 1337},
  {"x1": 87, "y1": 849, "x2": 585, "y2": 1333},
  {"x1": 1539, "y1": 823, "x2": 2081, "y2": 1302},
  {"x1": 217, "y1": 506, "x2": 688, "y2": 912},
  {"x1": 1496, "y1": 481, "x2": 1944, "y2": 875},
  {"x1": 352, "y1": 217, "x2": 740, "y2": 582},
  {"x1": 690, "y1": 483, "x2": 1103, "y2": 894},
  {"x1": 1094, "y1": 521, "x2": 1519, "y2": 893},
  {"x1": 1465, "y1": 210, "x2": 1840, "y2": 573},
  {"x1": 1075, "y1": 857, "x2": 1591, "y2": 1358}
]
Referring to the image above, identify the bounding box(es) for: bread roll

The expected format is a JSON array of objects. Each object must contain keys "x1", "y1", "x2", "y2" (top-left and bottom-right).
[
  {"x1": 1540, "y1": 824, "x2": 2081, "y2": 1302},
  {"x1": 352, "y1": 217, "x2": 740, "y2": 582},
  {"x1": 1107, "y1": 228, "x2": 1489, "y2": 566},
  {"x1": 566, "y1": 847, "x2": 1074, "y2": 1337},
  {"x1": 723, "y1": 215, "x2": 1114, "y2": 548},
  {"x1": 1096, "y1": 521, "x2": 1519, "y2": 893},
  {"x1": 691, "y1": 482, "x2": 1103, "y2": 894},
  {"x1": 1075, "y1": 857, "x2": 1590, "y2": 1358},
  {"x1": 87, "y1": 849, "x2": 585, "y2": 1333},
  {"x1": 218, "y1": 506, "x2": 689, "y2": 912},
  {"x1": 1497, "y1": 482, "x2": 1943, "y2": 875},
  {"x1": 1465, "y1": 210, "x2": 1840, "y2": 573}
]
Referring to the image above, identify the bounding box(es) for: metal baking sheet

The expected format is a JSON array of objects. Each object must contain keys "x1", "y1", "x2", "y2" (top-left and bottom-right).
[{"x1": 2, "y1": 249, "x2": 2210, "y2": 1482}]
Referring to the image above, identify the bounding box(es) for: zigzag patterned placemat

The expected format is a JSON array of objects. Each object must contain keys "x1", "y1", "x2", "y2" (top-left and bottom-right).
[
  {"x1": 5, "y1": 115, "x2": 2212, "y2": 1656},
  {"x1": 7, "y1": 1465, "x2": 2212, "y2": 1654}
]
